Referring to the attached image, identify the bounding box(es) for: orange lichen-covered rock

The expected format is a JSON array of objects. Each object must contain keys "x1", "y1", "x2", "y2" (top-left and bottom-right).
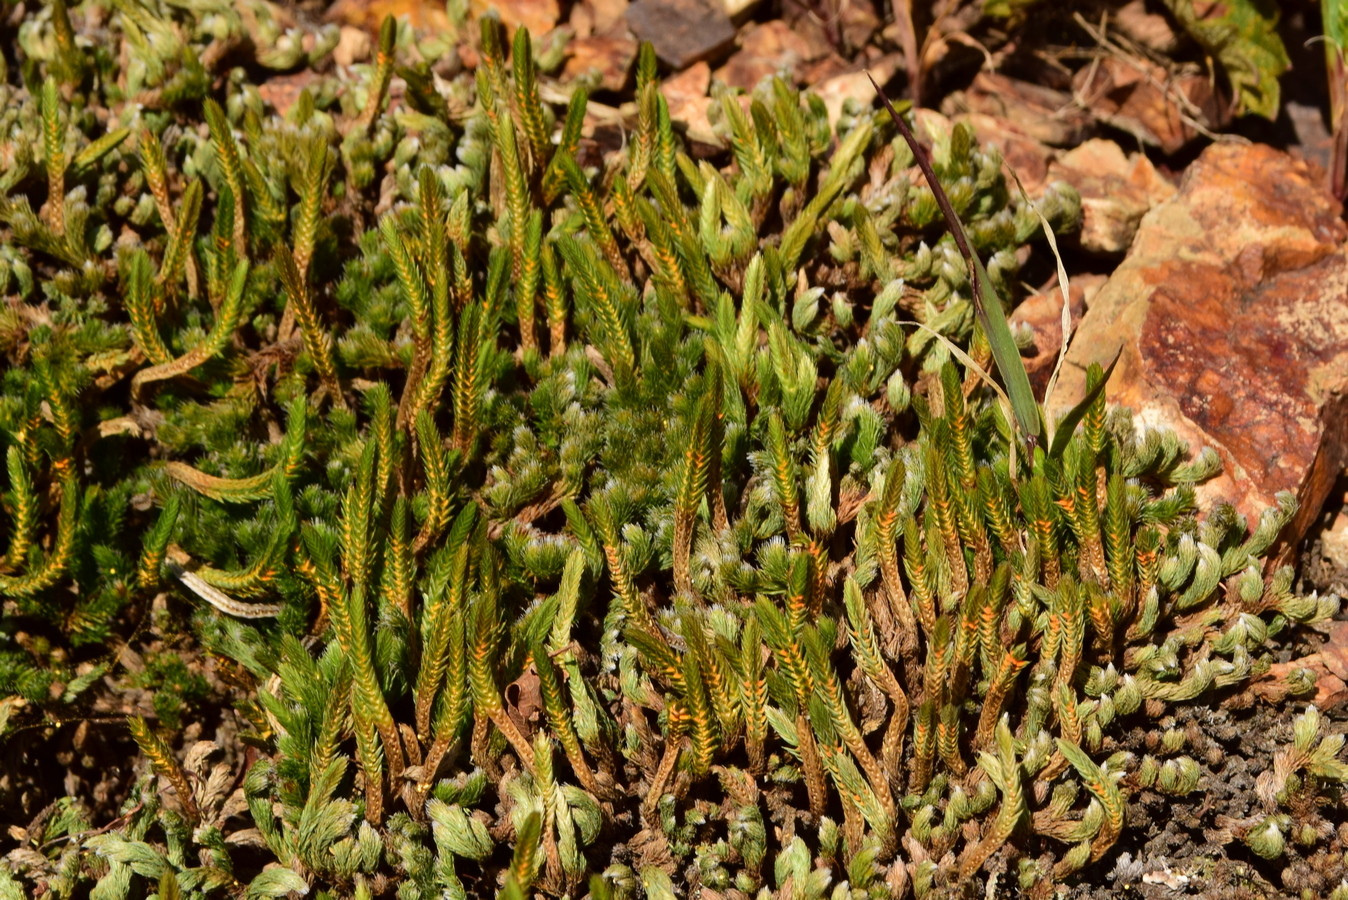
[{"x1": 1050, "y1": 143, "x2": 1348, "y2": 555}]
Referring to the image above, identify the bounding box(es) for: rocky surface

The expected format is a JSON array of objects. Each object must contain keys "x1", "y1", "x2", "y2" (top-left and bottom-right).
[
  {"x1": 625, "y1": 0, "x2": 736, "y2": 68},
  {"x1": 468, "y1": 0, "x2": 560, "y2": 38},
  {"x1": 1261, "y1": 621, "x2": 1348, "y2": 709},
  {"x1": 1010, "y1": 272, "x2": 1100, "y2": 396},
  {"x1": 943, "y1": 72, "x2": 1093, "y2": 149},
  {"x1": 1048, "y1": 143, "x2": 1348, "y2": 556},
  {"x1": 562, "y1": 34, "x2": 638, "y2": 91},
  {"x1": 713, "y1": 20, "x2": 821, "y2": 90},
  {"x1": 1071, "y1": 54, "x2": 1224, "y2": 153},
  {"x1": 1048, "y1": 139, "x2": 1176, "y2": 255}
]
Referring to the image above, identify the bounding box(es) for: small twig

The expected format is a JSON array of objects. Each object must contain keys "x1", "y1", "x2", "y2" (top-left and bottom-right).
[{"x1": 39, "y1": 803, "x2": 145, "y2": 850}]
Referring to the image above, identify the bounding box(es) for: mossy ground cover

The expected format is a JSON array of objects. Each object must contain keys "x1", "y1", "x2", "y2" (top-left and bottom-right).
[{"x1": 0, "y1": 2, "x2": 1346, "y2": 898}]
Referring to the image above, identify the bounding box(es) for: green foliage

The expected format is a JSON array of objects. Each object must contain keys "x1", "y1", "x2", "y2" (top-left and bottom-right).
[
  {"x1": 0, "y1": 5, "x2": 1334, "y2": 899},
  {"x1": 985, "y1": 0, "x2": 1291, "y2": 121},
  {"x1": 132, "y1": 651, "x2": 210, "y2": 731},
  {"x1": 1160, "y1": 0, "x2": 1290, "y2": 119},
  {"x1": 1233, "y1": 705, "x2": 1348, "y2": 862},
  {"x1": 1325, "y1": 0, "x2": 1348, "y2": 71}
]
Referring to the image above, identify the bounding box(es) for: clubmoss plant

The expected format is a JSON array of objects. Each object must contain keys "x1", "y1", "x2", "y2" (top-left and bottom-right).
[
  {"x1": 1211, "y1": 705, "x2": 1348, "y2": 882},
  {"x1": 0, "y1": 5, "x2": 1339, "y2": 899}
]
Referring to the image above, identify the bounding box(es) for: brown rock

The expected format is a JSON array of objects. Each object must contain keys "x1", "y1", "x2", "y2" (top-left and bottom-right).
[
  {"x1": 570, "y1": 4, "x2": 594, "y2": 38},
  {"x1": 714, "y1": 20, "x2": 819, "y2": 91},
  {"x1": 943, "y1": 73, "x2": 1091, "y2": 148},
  {"x1": 563, "y1": 35, "x2": 638, "y2": 92},
  {"x1": 1113, "y1": 0, "x2": 1179, "y2": 54},
  {"x1": 257, "y1": 71, "x2": 320, "y2": 117},
  {"x1": 814, "y1": 71, "x2": 875, "y2": 128},
  {"x1": 626, "y1": 0, "x2": 735, "y2": 68},
  {"x1": 660, "y1": 61, "x2": 717, "y2": 146},
  {"x1": 327, "y1": 0, "x2": 451, "y2": 33},
  {"x1": 1010, "y1": 273, "x2": 1104, "y2": 397},
  {"x1": 778, "y1": 1, "x2": 835, "y2": 61},
  {"x1": 1072, "y1": 55, "x2": 1223, "y2": 154},
  {"x1": 811, "y1": 54, "x2": 903, "y2": 128},
  {"x1": 796, "y1": 53, "x2": 851, "y2": 86},
  {"x1": 1259, "y1": 621, "x2": 1348, "y2": 709},
  {"x1": 469, "y1": 0, "x2": 560, "y2": 39},
  {"x1": 839, "y1": 0, "x2": 880, "y2": 51},
  {"x1": 1321, "y1": 502, "x2": 1348, "y2": 573},
  {"x1": 568, "y1": 0, "x2": 628, "y2": 37},
  {"x1": 331, "y1": 25, "x2": 372, "y2": 66},
  {"x1": 1050, "y1": 144, "x2": 1348, "y2": 554},
  {"x1": 1048, "y1": 139, "x2": 1176, "y2": 255},
  {"x1": 956, "y1": 111, "x2": 1055, "y2": 195}
]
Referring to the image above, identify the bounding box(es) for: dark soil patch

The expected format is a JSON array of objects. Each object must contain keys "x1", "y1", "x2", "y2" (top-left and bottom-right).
[{"x1": 1061, "y1": 701, "x2": 1348, "y2": 900}]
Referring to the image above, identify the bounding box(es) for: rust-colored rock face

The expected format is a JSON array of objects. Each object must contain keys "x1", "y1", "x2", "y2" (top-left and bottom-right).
[
  {"x1": 713, "y1": 20, "x2": 819, "y2": 91},
  {"x1": 1050, "y1": 143, "x2": 1348, "y2": 554},
  {"x1": 1010, "y1": 274, "x2": 1100, "y2": 397},
  {"x1": 563, "y1": 35, "x2": 639, "y2": 92}
]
